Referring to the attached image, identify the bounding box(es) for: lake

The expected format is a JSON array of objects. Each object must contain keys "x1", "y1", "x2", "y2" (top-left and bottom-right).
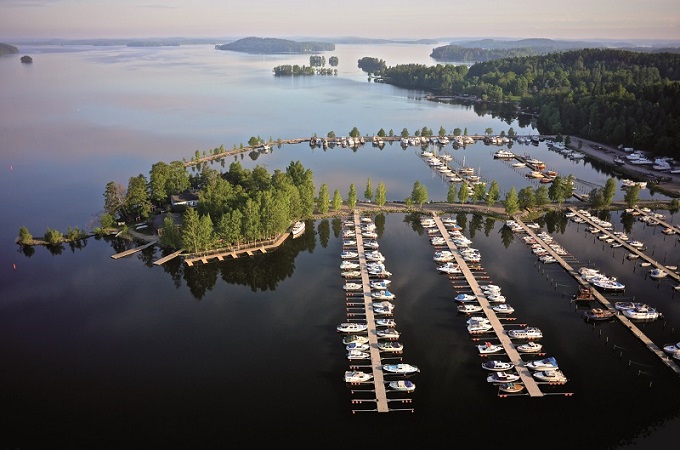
[{"x1": 1, "y1": 43, "x2": 679, "y2": 448}]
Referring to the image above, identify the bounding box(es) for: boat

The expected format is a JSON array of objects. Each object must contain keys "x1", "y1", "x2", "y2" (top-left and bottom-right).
[
  {"x1": 341, "y1": 250, "x2": 359, "y2": 259},
  {"x1": 498, "y1": 383, "x2": 525, "y2": 394},
  {"x1": 516, "y1": 341, "x2": 543, "y2": 353},
  {"x1": 583, "y1": 308, "x2": 616, "y2": 322},
  {"x1": 533, "y1": 369, "x2": 567, "y2": 383},
  {"x1": 347, "y1": 349, "x2": 371, "y2": 360},
  {"x1": 337, "y1": 322, "x2": 368, "y2": 333},
  {"x1": 487, "y1": 371, "x2": 520, "y2": 384},
  {"x1": 614, "y1": 301, "x2": 645, "y2": 311},
  {"x1": 343, "y1": 282, "x2": 362, "y2": 291},
  {"x1": 437, "y1": 262, "x2": 461, "y2": 274},
  {"x1": 486, "y1": 293, "x2": 506, "y2": 303},
  {"x1": 342, "y1": 334, "x2": 369, "y2": 345},
  {"x1": 493, "y1": 149, "x2": 516, "y2": 159},
  {"x1": 650, "y1": 268, "x2": 668, "y2": 279},
  {"x1": 375, "y1": 317, "x2": 396, "y2": 327},
  {"x1": 458, "y1": 304, "x2": 483, "y2": 314},
  {"x1": 365, "y1": 250, "x2": 385, "y2": 262},
  {"x1": 372, "y1": 290, "x2": 395, "y2": 300},
  {"x1": 363, "y1": 240, "x2": 379, "y2": 249},
  {"x1": 613, "y1": 156, "x2": 626, "y2": 165},
  {"x1": 454, "y1": 293, "x2": 477, "y2": 303},
  {"x1": 377, "y1": 328, "x2": 401, "y2": 339},
  {"x1": 492, "y1": 304, "x2": 515, "y2": 315},
  {"x1": 344, "y1": 370, "x2": 373, "y2": 383},
  {"x1": 340, "y1": 261, "x2": 360, "y2": 270},
  {"x1": 369, "y1": 280, "x2": 391, "y2": 290},
  {"x1": 482, "y1": 360, "x2": 515, "y2": 371},
  {"x1": 468, "y1": 318, "x2": 493, "y2": 334},
  {"x1": 389, "y1": 380, "x2": 416, "y2": 392},
  {"x1": 341, "y1": 270, "x2": 361, "y2": 278},
  {"x1": 508, "y1": 327, "x2": 543, "y2": 339},
  {"x1": 622, "y1": 304, "x2": 661, "y2": 321},
  {"x1": 662, "y1": 342, "x2": 680, "y2": 356},
  {"x1": 291, "y1": 221, "x2": 305, "y2": 238},
  {"x1": 345, "y1": 342, "x2": 369, "y2": 352},
  {"x1": 342, "y1": 239, "x2": 356, "y2": 247},
  {"x1": 662, "y1": 227, "x2": 677, "y2": 235},
  {"x1": 477, "y1": 341, "x2": 504, "y2": 354},
  {"x1": 591, "y1": 278, "x2": 626, "y2": 292},
  {"x1": 526, "y1": 356, "x2": 559, "y2": 371},
  {"x1": 433, "y1": 250, "x2": 455, "y2": 262},
  {"x1": 378, "y1": 341, "x2": 404, "y2": 353},
  {"x1": 481, "y1": 284, "x2": 502, "y2": 293},
  {"x1": 511, "y1": 162, "x2": 526, "y2": 168},
  {"x1": 573, "y1": 286, "x2": 595, "y2": 302},
  {"x1": 382, "y1": 363, "x2": 420, "y2": 374},
  {"x1": 628, "y1": 240, "x2": 644, "y2": 248}
]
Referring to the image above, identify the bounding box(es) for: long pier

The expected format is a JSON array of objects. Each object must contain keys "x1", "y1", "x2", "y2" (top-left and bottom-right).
[
  {"x1": 432, "y1": 216, "x2": 545, "y2": 397},
  {"x1": 111, "y1": 241, "x2": 155, "y2": 259},
  {"x1": 183, "y1": 230, "x2": 292, "y2": 266},
  {"x1": 514, "y1": 213, "x2": 680, "y2": 378}
]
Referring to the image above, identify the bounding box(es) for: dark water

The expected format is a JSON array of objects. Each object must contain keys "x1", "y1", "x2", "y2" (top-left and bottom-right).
[{"x1": 1, "y1": 44, "x2": 679, "y2": 448}]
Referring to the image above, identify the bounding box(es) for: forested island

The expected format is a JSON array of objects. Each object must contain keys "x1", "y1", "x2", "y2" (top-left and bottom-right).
[
  {"x1": 377, "y1": 48, "x2": 680, "y2": 157},
  {"x1": 216, "y1": 37, "x2": 334, "y2": 53},
  {"x1": 0, "y1": 43, "x2": 19, "y2": 55}
]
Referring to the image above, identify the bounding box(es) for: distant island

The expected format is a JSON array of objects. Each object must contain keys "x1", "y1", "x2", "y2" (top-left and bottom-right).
[
  {"x1": 0, "y1": 43, "x2": 19, "y2": 56},
  {"x1": 20, "y1": 55, "x2": 32, "y2": 63},
  {"x1": 215, "y1": 37, "x2": 334, "y2": 54}
]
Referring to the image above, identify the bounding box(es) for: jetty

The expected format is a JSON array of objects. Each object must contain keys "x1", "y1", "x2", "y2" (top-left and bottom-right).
[
  {"x1": 111, "y1": 241, "x2": 155, "y2": 259},
  {"x1": 514, "y1": 213, "x2": 680, "y2": 378}
]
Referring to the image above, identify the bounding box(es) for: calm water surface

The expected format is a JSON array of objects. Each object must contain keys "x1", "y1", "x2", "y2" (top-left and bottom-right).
[{"x1": 1, "y1": 44, "x2": 679, "y2": 448}]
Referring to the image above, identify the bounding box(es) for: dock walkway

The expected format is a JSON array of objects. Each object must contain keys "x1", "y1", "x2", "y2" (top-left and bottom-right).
[
  {"x1": 111, "y1": 241, "x2": 155, "y2": 259},
  {"x1": 183, "y1": 230, "x2": 291, "y2": 266},
  {"x1": 515, "y1": 213, "x2": 680, "y2": 378},
  {"x1": 432, "y1": 216, "x2": 544, "y2": 397}
]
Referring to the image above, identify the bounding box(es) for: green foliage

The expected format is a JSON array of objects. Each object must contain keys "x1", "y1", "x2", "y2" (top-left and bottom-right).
[
  {"x1": 332, "y1": 189, "x2": 343, "y2": 211},
  {"x1": 104, "y1": 181, "x2": 125, "y2": 216},
  {"x1": 534, "y1": 185, "x2": 550, "y2": 207},
  {"x1": 159, "y1": 216, "x2": 182, "y2": 248},
  {"x1": 364, "y1": 178, "x2": 373, "y2": 201},
  {"x1": 624, "y1": 184, "x2": 641, "y2": 207},
  {"x1": 472, "y1": 183, "x2": 486, "y2": 203},
  {"x1": 458, "y1": 183, "x2": 469, "y2": 203},
  {"x1": 329, "y1": 56, "x2": 338, "y2": 66},
  {"x1": 410, "y1": 181, "x2": 428, "y2": 207},
  {"x1": 44, "y1": 227, "x2": 64, "y2": 245},
  {"x1": 518, "y1": 186, "x2": 535, "y2": 210},
  {"x1": 349, "y1": 127, "x2": 361, "y2": 138},
  {"x1": 401, "y1": 128, "x2": 409, "y2": 137},
  {"x1": 217, "y1": 37, "x2": 334, "y2": 53},
  {"x1": 377, "y1": 128, "x2": 386, "y2": 137},
  {"x1": 375, "y1": 181, "x2": 387, "y2": 207},
  {"x1": 18, "y1": 226, "x2": 32, "y2": 244},
  {"x1": 602, "y1": 178, "x2": 617, "y2": 206},
  {"x1": 438, "y1": 126, "x2": 446, "y2": 136},
  {"x1": 357, "y1": 56, "x2": 386, "y2": 74},
  {"x1": 504, "y1": 187, "x2": 519, "y2": 215},
  {"x1": 347, "y1": 184, "x2": 357, "y2": 210},
  {"x1": 447, "y1": 184, "x2": 458, "y2": 203},
  {"x1": 589, "y1": 187, "x2": 606, "y2": 209},
  {"x1": 309, "y1": 55, "x2": 326, "y2": 67},
  {"x1": 318, "y1": 184, "x2": 330, "y2": 214},
  {"x1": 486, "y1": 180, "x2": 500, "y2": 207}
]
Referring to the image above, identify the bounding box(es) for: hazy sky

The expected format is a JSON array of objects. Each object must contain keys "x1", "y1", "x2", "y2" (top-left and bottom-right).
[{"x1": 1, "y1": 0, "x2": 679, "y2": 41}]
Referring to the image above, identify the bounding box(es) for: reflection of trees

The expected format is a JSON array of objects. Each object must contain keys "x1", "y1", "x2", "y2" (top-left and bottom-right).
[
  {"x1": 317, "y1": 220, "x2": 330, "y2": 247},
  {"x1": 185, "y1": 264, "x2": 219, "y2": 299},
  {"x1": 137, "y1": 246, "x2": 157, "y2": 268},
  {"x1": 403, "y1": 212, "x2": 423, "y2": 233},
  {"x1": 68, "y1": 239, "x2": 88, "y2": 253},
  {"x1": 469, "y1": 214, "x2": 484, "y2": 238},
  {"x1": 484, "y1": 217, "x2": 495, "y2": 236},
  {"x1": 544, "y1": 211, "x2": 567, "y2": 234},
  {"x1": 46, "y1": 244, "x2": 65, "y2": 255},
  {"x1": 160, "y1": 252, "x2": 184, "y2": 289},
  {"x1": 621, "y1": 212, "x2": 635, "y2": 234},
  {"x1": 18, "y1": 244, "x2": 35, "y2": 258},
  {"x1": 375, "y1": 213, "x2": 386, "y2": 237},
  {"x1": 331, "y1": 218, "x2": 342, "y2": 238},
  {"x1": 500, "y1": 226, "x2": 515, "y2": 248},
  {"x1": 456, "y1": 212, "x2": 468, "y2": 232}
]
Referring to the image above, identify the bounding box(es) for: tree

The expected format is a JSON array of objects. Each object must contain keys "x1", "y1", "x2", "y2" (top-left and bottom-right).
[
  {"x1": 332, "y1": 189, "x2": 343, "y2": 211},
  {"x1": 472, "y1": 183, "x2": 486, "y2": 203},
  {"x1": 624, "y1": 184, "x2": 641, "y2": 208},
  {"x1": 377, "y1": 128, "x2": 386, "y2": 137},
  {"x1": 458, "y1": 182, "x2": 469, "y2": 203},
  {"x1": 44, "y1": 227, "x2": 64, "y2": 245},
  {"x1": 535, "y1": 185, "x2": 550, "y2": 207},
  {"x1": 125, "y1": 174, "x2": 152, "y2": 221},
  {"x1": 104, "y1": 181, "x2": 126, "y2": 217},
  {"x1": 504, "y1": 187, "x2": 519, "y2": 215},
  {"x1": 349, "y1": 127, "x2": 360, "y2": 138},
  {"x1": 410, "y1": 181, "x2": 428, "y2": 207},
  {"x1": 485, "y1": 127, "x2": 493, "y2": 136},
  {"x1": 438, "y1": 126, "x2": 446, "y2": 137},
  {"x1": 18, "y1": 226, "x2": 32, "y2": 244},
  {"x1": 603, "y1": 178, "x2": 616, "y2": 206},
  {"x1": 447, "y1": 183, "x2": 458, "y2": 203},
  {"x1": 100, "y1": 213, "x2": 114, "y2": 229},
  {"x1": 375, "y1": 181, "x2": 387, "y2": 207},
  {"x1": 486, "y1": 180, "x2": 500, "y2": 208},
  {"x1": 318, "y1": 184, "x2": 330, "y2": 214},
  {"x1": 518, "y1": 186, "x2": 535, "y2": 210},
  {"x1": 347, "y1": 184, "x2": 357, "y2": 210},
  {"x1": 453, "y1": 128, "x2": 462, "y2": 136},
  {"x1": 159, "y1": 215, "x2": 182, "y2": 248},
  {"x1": 589, "y1": 187, "x2": 605, "y2": 209},
  {"x1": 548, "y1": 176, "x2": 567, "y2": 205},
  {"x1": 364, "y1": 178, "x2": 373, "y2": 202},
  {"x1": 401, "y1": 128, "x2": 409, "y2": 137}
]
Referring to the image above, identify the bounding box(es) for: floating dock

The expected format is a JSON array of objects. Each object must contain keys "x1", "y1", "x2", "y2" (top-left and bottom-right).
[{"x1": 111, "y1": 241, "x2": 155, "y2": 259}]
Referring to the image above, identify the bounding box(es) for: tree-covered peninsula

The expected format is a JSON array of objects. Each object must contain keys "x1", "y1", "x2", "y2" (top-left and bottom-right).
[
  {"x1": 215, "y1": 37, "x2": 334, "y2": 53},
  {"x1": 0, "y1": 43, "x2": 19, "y2": 55},
  {"x1": 379, "y1": 48, "x2": 680, "y2": 157}
]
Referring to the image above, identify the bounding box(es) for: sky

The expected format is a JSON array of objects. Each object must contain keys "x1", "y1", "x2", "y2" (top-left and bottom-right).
[{"x1": 1, "y1": 0, "x2": 679, "y2": 42}]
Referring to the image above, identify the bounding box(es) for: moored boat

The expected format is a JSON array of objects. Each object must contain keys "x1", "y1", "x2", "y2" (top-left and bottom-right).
[
  {"x1": 492, "y1": 304, "x2": 515, "y2": 315},
  {"x1": 498, "y1": 382, "x2": 525, "y2": 394},
  {"x1": 482, "y1": 360, "x2": 515, "y2": 371},
  {"x1": 650, "y1": 268, "x2": 668, "y2": 279},
  {"x1": 344, "y1": 370, "x2": 373, "y2": 383},
  {"x1": 389, "y1": 380, "x2": 416, "y2": 392},
  {"x1": 337, "y1": 322, "x2": 368, "y2": 333},
  {"x1": 378, "y1": 341, "x2": 404, "y2": 353},
  {"x1": 533, "y1": 369, "x2": 567, "y2": 383},
  {"x1": 291, "y1": 221, "x2": 305, "y2": 238},
  {"x1": 621, "y1": 304, "x2": 661, "y2": 321},
  {"x1": 342, "y1": 334, "x2": 369, "y2": 345},
  {"x1": 458, "y1": 304, "x2": 483, "y2": 314},
  {"x1": 382, "y1": 363, "x2": 420, "y2": 374},
  {"x1": 525, "y1": 356, "x2": 559, "y2": 371},
  {"x1": 377, "y1": 328, "x2": 401, "y2": 339},
  {"x1": 583, "y1": 308, "x2": 615, "y2": 321},
  {"x1": 376, "y1": 318, "x2": 396, "y2": 327},
  {"x1": 487, "y1": 371, "x2": 520, "y2": 384},
  {"x1": 516, "y1": 341, "x2": 543, "y2": 353},
  {"x1": 508, "y1": 327, "x2": 543, "y2": 340},
  {"x1": 477, "y1": 341, "x2": 504, "y2": 354}
]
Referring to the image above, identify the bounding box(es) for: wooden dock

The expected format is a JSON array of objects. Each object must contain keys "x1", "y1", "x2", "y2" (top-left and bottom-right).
[
  {"x1": 111, "y1": 241, "x2": 155, "y2": 259},
  {"x1": 183, "y1": 229, "x2": 292, "y2": 266},
  {"x1": 432, "y1": 216, "x2": 545, "y2": 397},
  {"x1": 153, "y1": 249, "x2": 185, "y2": 265},
  {"x1": 515, "y1": 213, "x2": 680, "y2": 378}
]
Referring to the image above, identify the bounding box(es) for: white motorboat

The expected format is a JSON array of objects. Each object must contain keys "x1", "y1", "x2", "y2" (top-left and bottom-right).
[
  {"x1": 343, "y1": 282, "x2": 362, "y2": 291},
  {"x1": 493, "y1": 149, "x2": 516, "y2": 159},
  {"x1": 362, "y1": 231, "x2": 378, "y2": 239},
  {"x1": 363, "y1": 240, "x2": 380, "y2": 249},
  {"x1": 487, "y1": 371, "x2": 520, "y2": 384},
  {"x1": 486, "y1": 294, "x2": 506, "y2": 303},
  {"x1": 650, "y1": 268, "x2": 668, "y2": 279},
  {"x1": 382, "y1": 363, "x2": 420, "y2": 374},
  {"x1": 526, "y1": 356, "x2": 559, "y2": 371},
  {"x1": 420, "y1": 218, "x2": 436, "y2": 228},
  {"x1": 458, "y1": 304, "x2": 483, "y2": 314},
  {"x1": 454, "y1": 293, "x2": 477, "y2": 303},
  {"x1": 347, "y1": 349, "x2": 371, "y2": 360},
  {"x1": 477, "y1": 341, "x2": 504, "y2": 354},
  {"x1": 622, "y1": 304, "x2": 661, "y2": 321},
  {"x1": 516, "y1": 342, "x2": 543, "y2": 353},
  {"x1": 372, "y1": 290, "x2": 396, "y2": 300},
  {"x1": 480, "y1": 284, "x2": 502, "y2": 293},
  {"x1": 430, "y1": 236, "x2": 446, "y2": 246},
  {"x1": 468, "y1": 318, "x2": 493, "y2": 334},
  {"x1": 340, "y1": 261, "x2": 360, "y2": 270},
  {"x1": 344, "y1": 370, "x2": 373, "y2": 383},
  {"x1": 342, "y1": 334, "x2": 369, "y2": 345},
  {"x1": 369, "y1": 280, "x2": 391, "y2": 290},
  {"x1": 365, "y1": 250, "x2": 385, "y2": 262},
  {"x1": 341, "y1": 270, "x2": 361, "y2": 279},
  {"x1": 498, "y1": 382, "x2": 525, "y2": 394},
  {"x1": 533, "y1": 369, "x2": 567, "y2": 383},
  {"x1": 437, "y1": 262, "x2": 461, "y2": 274},
  {"x1": 342, "y1": 239, "x2": 357, "y2": 247},
  {"x1": 508, "y1": 327, "x2": 543, "y2": 339},
  {"x1": 662, "y1": 342, "x2": 680, "y2": 356},
  {"x1": 291, "y1": 221, "x2": 305, "y2": 238},
  {"x1": 345, "y1": 342, "x2": 369, "y2": 352},
  {"x1": 628, "y1": 240, "x2": 644, "y2": 248},
  {"x1": 482, "y1": 360, "x2": 515, "y2": 371},
  {"x1": 377, "y1": 328, "x2": 401, "y2": 339},
  {"x1": 341, "y1": 250, "x2": 359, "y2": 259},
  {"x1": 433, "y1": 250, "x2": 455, "y2": 262},
  {"x1": 337, "y1": 322, "x2": 368, "y2": 333},
  {"x1": 378, "y1": 341, "x2": 404, "y2": 353},
  {"x1": 591, "y1": 278, "x2": 626, "y2": 292},
  {"x1": 372, "y1": 301, "x2": 395, "y2": 315},
  {"x1": 614, "y1": 301, "x2": 645, "y2": 311},
  {"x1": 492, "y1": 304, "x2": 515, "y2": 314},
  {"x1": 511, "y1": 162, "x2": 526, "y2": 168},
  {"x1": 389, "y1": 380, "x2": 416, "y2": 392},
  {"x1": 376, "y1": 318, "x2": 396, "y2": 327}
]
